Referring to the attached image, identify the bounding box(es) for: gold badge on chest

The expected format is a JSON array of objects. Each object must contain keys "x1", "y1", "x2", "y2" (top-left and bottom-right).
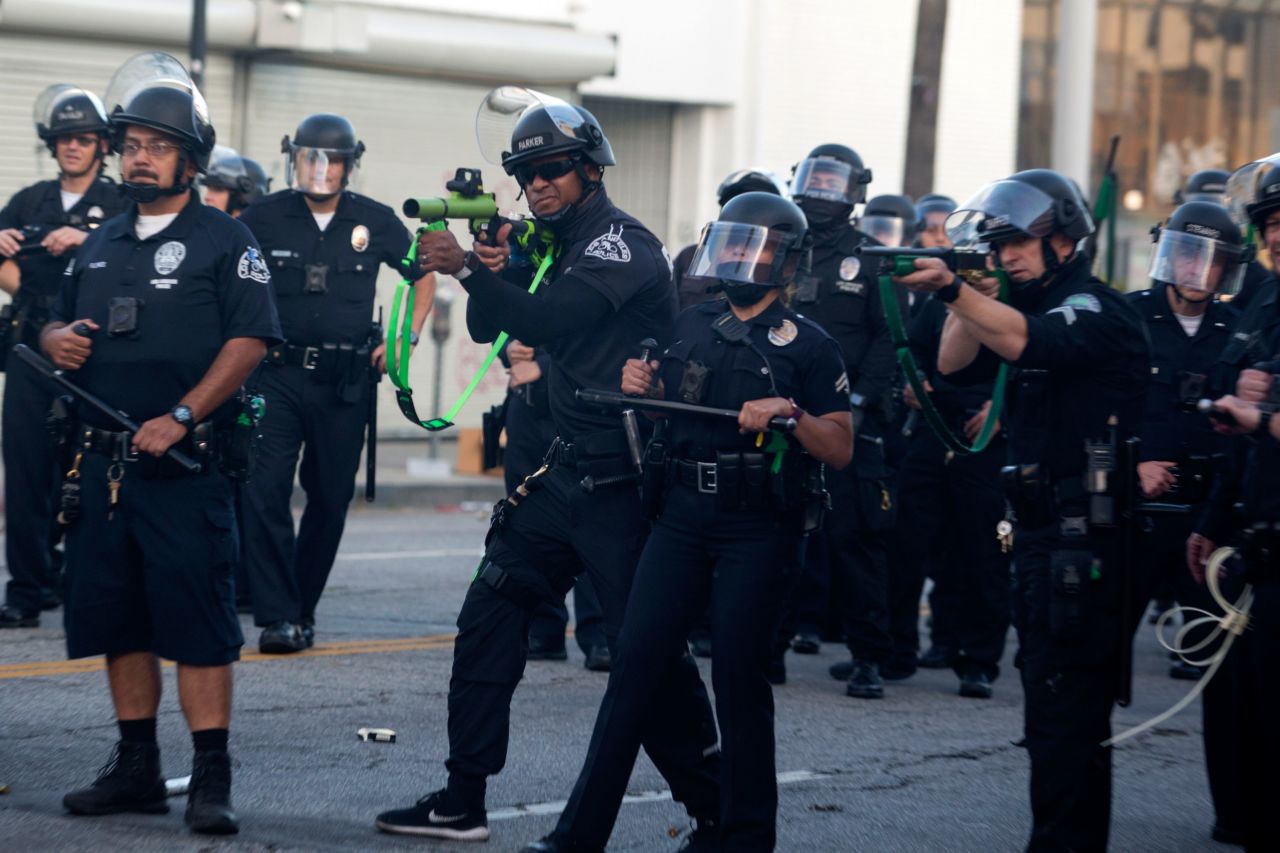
[
  {"x1": 351, "y1": 224, "x2": 370, "y2": 252},
  {"x1": 768, "y1": 318, "x2": 797, "y2": 347}
]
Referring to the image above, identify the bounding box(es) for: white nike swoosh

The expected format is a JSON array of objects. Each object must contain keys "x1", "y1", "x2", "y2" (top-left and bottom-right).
[{"x1": 428, "y1": 810, "x2": 465, "y2": 823}]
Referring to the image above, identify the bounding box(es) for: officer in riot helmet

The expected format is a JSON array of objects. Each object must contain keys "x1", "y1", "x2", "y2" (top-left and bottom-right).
[
  {"x1": 237, "y1": 113, "x2": 433, "y2": 654},
  {"x1": 914, "y1": 193, "x2": 957, "y2": 250},
  {"x1": 894, "y1": 167, "x2": 1148, "y2": 851},
  {"x1": 787, "y1": 142, "x2": 902, "y2": 697},
  {"x1": 858, "y1": 194, "x2": 915, "y2": 249},
  {"x1": 1174, "y1": 168, "x2": 1230, "y2": 205},
  {"x1": 42, "y1": 51, "x2": 282, "y2": 835},
  {"x1": 528, "y1": 191, "x2": 853, "y2": 852},
  {"x1": 375, "y1": 87, "x2": 720, "y2": 845},
  {"x1": 0, "y1": 84, "x2": 125, "y2": 629},
  {"x1": 199, "y1": 146, "x2": 270, "y2": 217},
  {"x1": 675, "y1": 171, "x2": 787, "y2": 322}
]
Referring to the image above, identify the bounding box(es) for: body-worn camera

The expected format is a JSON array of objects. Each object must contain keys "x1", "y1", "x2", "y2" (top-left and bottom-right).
[
  {"x1": 107, "y1": 297, "x2": 143, "y2": 337},
  {"x1": 305, "y1": 262, "x2": 329, "y2": 294}
]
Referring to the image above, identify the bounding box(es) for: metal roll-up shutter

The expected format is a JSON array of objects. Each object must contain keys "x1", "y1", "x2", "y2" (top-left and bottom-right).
[
  {"x1": 0, "y1": 32, "x2": 237, "y2": 202},
  {"x1": 581, "y1": 96, "x2": 675, "y2": 246},
  {"x1": 241, "y1": 63, "x2": 545, "y2": 435}
]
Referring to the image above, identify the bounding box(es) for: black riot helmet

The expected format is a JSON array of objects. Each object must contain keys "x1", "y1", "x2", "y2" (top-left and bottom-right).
[
  {"x1": 859, "y1": 194, "x2": 915, "y2": 248},
  {"x1": 282, "y1": 113, "x2": 365, "y2": 201},
  {"x1": 914, "y1": 193, "x2": 957, "y2": 232},
  {"x1": 685, "y1": 192, "x2": 810, "y2": 307},
  {"x1": 475, "y1": 87, "x2": 615, "y2": 225},
  {"x1": 1149, "y1": 201, "x2": 1251, "y2": 297},
  {"x1": 791, "y1": 143, "x2": 873, "y2": 228},
  {"x1": 716, "y1": 168, "x2": 786, "y2": 207},
  {"x1": 1174, "y1": 169, "x2": 1229, "y2": 205},
  {"x1": 1245, "y1": 161, "x2": 1280, "y2": 232},
  {"x1": 200, "y1": 146, "x2": 271, "y2": 214},
  {"x1": 105, "y1": 52, "x2": 216, "y2": 202},
  {"x1": 33, "y1": 84, "x2": 110, "y2": 156},
  {"x1": 946, "y1": 169, "x2": 1094, "y2": 291}
]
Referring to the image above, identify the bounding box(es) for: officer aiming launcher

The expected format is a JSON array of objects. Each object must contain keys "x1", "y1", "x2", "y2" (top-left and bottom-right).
[{"x1": 856, "y1": 244, "x2": 993, "y2": 282}]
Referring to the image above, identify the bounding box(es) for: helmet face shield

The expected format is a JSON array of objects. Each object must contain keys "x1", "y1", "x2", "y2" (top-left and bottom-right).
[
  {"x1": 34, "y1": 84, "x2": 108, "y2": 139},
  {"x1": 477, "y1": 86, "x2": 593, "y2": 168},
  {"x1": 859, "y1": 215, "x2": 906, "y2": 248},
  {"x1": 286, "y1": 147, "x2": 354, "y2": 196},
  {"x1": 946, "y1": 180, "x2": 1061, "y2": 246},
  {"x1": 686, "y1": 222, "x2": 795, "y2": 286},
  {"x1": 1148, "y1": 229, "x2": 1246, "y2": 294},
  {"x1": 106, "y1": 52, "x2": 210, "y2": 138},
  {"x1": 792, "y1": 157, "x2": 861, "y2": 205}
]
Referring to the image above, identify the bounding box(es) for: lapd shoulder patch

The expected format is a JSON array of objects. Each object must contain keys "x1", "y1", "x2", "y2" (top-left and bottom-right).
[
  {"x1": 237, "y1": 247, "x2": 271, "y2": 283},
  {"x1": 584, "y1": 225, "x2": 631, "y2": 263},
  {"x1": 1061, "y1": 293, "x2": 1102, "y2": 313}
]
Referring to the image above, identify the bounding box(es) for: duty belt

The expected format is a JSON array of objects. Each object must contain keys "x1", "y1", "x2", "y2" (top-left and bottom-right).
[
  {"x1": 75, "y1": 422, "x2": 216, "y2": 477},
  {"x1": 674, "y1": 458, "x2": 719, "y2": 494},
  {"x1": 549, "y1": 429, "x2": 629, "y2": 467},
  {"x1": 267, "y1": 343, "x2": 324, "y2": 370}
]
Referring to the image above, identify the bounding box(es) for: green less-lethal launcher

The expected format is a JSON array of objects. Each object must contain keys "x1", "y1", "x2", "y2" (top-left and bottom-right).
[{"x1": 402, "y1": 167, "x2": 498, "y2": 224}]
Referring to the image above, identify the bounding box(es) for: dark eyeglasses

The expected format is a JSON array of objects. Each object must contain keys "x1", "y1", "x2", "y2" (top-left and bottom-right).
[
  {"x1": 59, "y1": 134, "x2": 101, "y2": 148},
  {"x1": 513, "y1": 158, "x2": 576, "y2": 186}
]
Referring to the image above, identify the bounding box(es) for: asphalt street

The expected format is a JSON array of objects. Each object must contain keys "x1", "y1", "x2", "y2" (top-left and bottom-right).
[{"x1": 0, "y1": 505, "x2": 1228, "y2": 852}]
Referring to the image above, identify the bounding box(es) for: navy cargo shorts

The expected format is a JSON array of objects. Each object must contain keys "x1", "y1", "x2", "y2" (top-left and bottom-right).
[{"x1": 62, "y1": 452, "x2": 243, "y2": 666}]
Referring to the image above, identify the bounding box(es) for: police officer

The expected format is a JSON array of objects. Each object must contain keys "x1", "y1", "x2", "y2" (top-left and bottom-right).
[
  {"x1": 857, "y1": 194, "x2": 916, "y2": 248},
  {"x1": 895, "y1": 168, "x2": 1148, "y2": 850},
  {"x1": 525, "y1": 192, "x2": 853, "y2": 853},
  {"x1": 788, "y1": 143, "x2": 899, "y2": 698},
  {"x1": 374, "y1": 89, "x2": 720, "y2": 843},
  {"x1": 502, "y1": 336, "x2": 610, "y2": 671},
  {"x1": 673, "y1": 168, "x2": 786, "y2": 312},
  {"x1": 1223, "y1": 157, "x2": 1280, "y2": 317},
  {"x1": 199, "y1": 146, "x2": 270, "y2": 217},
  {"x1": 39, "y1": 52, "x2": 281, "y2": 835},
  {"x1": 237, "y1": 113, "x2": 435, "y2": 653},
  {"x1": 0, "y1": 84, "x2": 125, "y2": 629}
]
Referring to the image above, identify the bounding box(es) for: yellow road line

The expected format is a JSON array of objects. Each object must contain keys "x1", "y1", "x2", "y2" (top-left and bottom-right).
[{"x1": 0, "y1": 632, "x2": 458, "y2": 680}]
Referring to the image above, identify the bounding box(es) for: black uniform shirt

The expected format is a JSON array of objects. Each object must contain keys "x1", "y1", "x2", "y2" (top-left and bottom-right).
[
  {"x1": 1126, "y1": 284, "x2": 1237, "y2": 462},
  {"x1": 466, "y1": 190, "x2": 677, "y2": 442},
  {"x1": 52, "y1": 191, "x2": 282, "y2": 428},
  {"x1": 1225, "y1": 260, "x2": 1273, "y2": 317},
  {"x1": 907, "y1": 294, "x2": 994, "y2": 431},
  {"x1": 950, "y1": 256, "x2": 1149, "y2": 480},
  {"x1": 238, "y1": 190, "x2": 409, "y2": 346},
  {"x1": 658, "y1": 298, "x2": 849, "y2": 460},
  {"x1": 791, "y1": 223, "x2": 899, "y2": 417},
  {"x1": 0, "y1": 175, "x2": 126, "y2": 301}
]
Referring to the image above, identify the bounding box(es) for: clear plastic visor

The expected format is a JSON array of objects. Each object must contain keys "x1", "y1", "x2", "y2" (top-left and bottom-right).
[
  {"x1": 34, "y1": 84, "x2": 107, "y2": 132},
  {"x1": 286, "y1": 147, "x2": 353, "y2": 196},
  {"x1": 1225, "y1": 154, "x2": 1280, "y2": 228},
  {"x1": 945, "y1": 180, "x2": 1058, "y2": 246},
  {"x1": 686, "y1": 222, "x2": 789, "y2": 285},
  {"x1": 1147, "y1": 229, "x2": 1246, "y2": 294},
  {"x1": 859, "y1": 215, "x2": 906, "y2": 248},
  {"x1": 792, "y1": 158, "x2": 858, "y2": 204},
  {"x1": 476, "y1": 86, "x2": 584, "y2": 166},
  {"x1": 106, "y1": 52, "x2": 209, "y2": 129}
]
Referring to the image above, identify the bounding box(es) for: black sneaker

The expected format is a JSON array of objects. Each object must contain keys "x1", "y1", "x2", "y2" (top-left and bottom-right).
[
  {"x1": 675, "y1": 817, "x2": 720, "y2": 852},
  {"x1": 527, "y1": 636, "x2": 568, "y2": 661},
  {"x1": 376, "y1": 789, "x2": 490, "y2": 841},
  {"x1": 63, "y1": 740, "x2": 169, "y2": 816},
  {"x1": 0, "y1": 605, "x2": 39, "y2": 629},
  {"x1": 583, "y1": 645, "x2": 612, "y2": 672},
  {"x1": 917, "y1": 645, "x2": 952, "y2": 669},
  {"x1": 958, "y1": 672, "x2": 994, "y2": 699},
  {"x1": 790, "y1": 632, "x2": 821, "y2": 655},
  {"x1": 259, "y1": 621, "x2": 307, "y2": 654},
  {"x1": 185, "y1": 750, "x2": 238, "y2": 835},
  {"x1": 846, "y1": 661, "x2": 884, "y2": 699}
]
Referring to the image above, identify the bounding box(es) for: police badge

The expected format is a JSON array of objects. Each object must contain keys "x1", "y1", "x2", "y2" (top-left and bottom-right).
[
  {"x1": 351, "y1": 224, "x2": 370, "y2": 252},
  {"x1": 768, "y1": 319, "x2": 798, "y2": 347},
  {"x1": 838, "y1": 256, "x2": 861, "y2": 281}
]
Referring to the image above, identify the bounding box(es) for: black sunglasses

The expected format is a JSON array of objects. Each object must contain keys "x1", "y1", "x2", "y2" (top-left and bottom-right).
[{"x1": 513, "y1": 158, "x2": 577, "y2": 186}]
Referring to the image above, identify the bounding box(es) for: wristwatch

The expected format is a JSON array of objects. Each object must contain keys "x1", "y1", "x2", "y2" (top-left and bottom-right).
[
  {"x1": 169, "y1": 403, "x2": 194, "y2": 432},
  {"x1": 1259, "y1": 409, "x2": 1274, "y2": 438},
  {"x1": 455, "y1": 250, "x2": 482, "y2": 281},
  {"x1": 936, "y1": 276, "x2": 964, "y2": 303},
  {"x1": 788, "y1": 398, "x2": 805, "y2": 422},
  {"x1": 408, "y1": 330, "x2": 420, "y2": 346}
]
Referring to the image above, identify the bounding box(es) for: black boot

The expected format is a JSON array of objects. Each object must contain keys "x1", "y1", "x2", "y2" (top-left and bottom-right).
[
  {"x1": 63, "y1": 740, "x2": 168, "y2": 816},
  {"x1": 185, "y1": 750, "x2": 239, "y2": 834},
  {"x1": 845, "y1": 660, "x2": 884, "y2": 699}
]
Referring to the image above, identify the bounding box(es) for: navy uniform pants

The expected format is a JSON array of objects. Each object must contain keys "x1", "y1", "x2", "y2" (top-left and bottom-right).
[
  {"x1": 242, "y1": 364, "x2": 367, "y2": 627},
  {"x1": 1012, "y1": 523, "x2": 1132, "y2": 852},
  {"x1": 555, "y1": 484, "x2": 799, "y2": 851},
  {"x1": 887, "y1": 428, "x2": 1011, "y2": 678},
  {"x1": 3, "y1": 341, "x2": 59, "y2": 614},
  {"x1": 444, "y1": 460, "x2": 720, "y2": 817}
]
